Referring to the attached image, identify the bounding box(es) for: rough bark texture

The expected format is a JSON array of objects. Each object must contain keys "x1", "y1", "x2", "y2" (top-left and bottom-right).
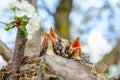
[
  {"x1": 0, "y1": 40, "x2": 12, "y2": 62},
  {"x1": 43, "y1": 55, "x2": 100, "y2": 80},
  {"x1": 8, "y1": 30, "x2": 27, "y2": 80},
  {"x1": 54, "y1": 0, "x2": 72, "y2": 39},
  {"x1": 24, "y1": 0, "x2": 41, "y2": 57},
  {"x1": 0, "y1": 55, "x2": 104, "y2": 80}
]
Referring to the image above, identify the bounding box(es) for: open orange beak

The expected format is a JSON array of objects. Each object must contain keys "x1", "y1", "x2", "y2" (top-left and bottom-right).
[
  {"x1": 41, "y1": 32, "x2": 49, "y2": 48},
  {"x1": 49, "y1": 27, "x2": 58, "y2": 42},
  {"x1": 70, "y1": 37, "x2": 81, "y2": 50}
]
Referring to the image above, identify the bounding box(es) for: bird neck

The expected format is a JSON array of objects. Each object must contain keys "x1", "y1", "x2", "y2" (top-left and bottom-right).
[
  {"x1": 71, "y1": 49, "x2": 81, "y2": 59},
  {"x1": 46, "y1": 40, "x2": 55, "y2": 55}
]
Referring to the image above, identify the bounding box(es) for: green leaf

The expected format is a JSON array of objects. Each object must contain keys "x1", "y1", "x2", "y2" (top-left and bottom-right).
[
  {"x1": 14, "y1": 16, "x2": 29, "y2": 35},
  {"x1": 4, "y1": 21, "x2": 16, "y2": 31},
  {"x1": 10, "y1": 21, "x2": 16, "y2": 24},
  {"x1": 21, "y1": 16, "x2": 29, "y2": 22},
  {"x1": 5, "y1": 25, "x2": 11, "y2": 31},
  {"x1": 20, "y1": 28, "x2": 28, "y2": 36},
  {"x1": 21, "y1": 16, "x2": 29, "y2": 27},
  {"x1": 14, "y1": 16, "x2": 29, "y2": 28}
]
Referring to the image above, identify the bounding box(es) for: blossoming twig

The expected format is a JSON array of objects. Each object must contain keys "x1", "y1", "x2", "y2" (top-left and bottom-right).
[{"x1": 8, "y1": 0, "x2": 41, "y2": 80}]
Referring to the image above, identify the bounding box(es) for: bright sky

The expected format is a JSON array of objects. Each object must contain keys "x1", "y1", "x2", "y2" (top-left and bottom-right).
[
  {"x1": 88, "y1": 30, "x2": 112, "y2": 63},
  {"x1": 0, "y1": 0, "x2": 13, "y2": 67}
]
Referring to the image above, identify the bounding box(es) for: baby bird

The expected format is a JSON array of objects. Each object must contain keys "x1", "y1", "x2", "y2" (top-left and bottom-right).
[
  {"x1": 39, "y1": 27, "x2": 63, "y2": 56},
  {"x1": 39, "y1": 27, "x2": 92, "y2": 65},
  {"x1": 49, "y1": 27, "x2": 63, "y2": 56},
  {"x1": 64, "y1": 37, "x2": 81, "y2": 60},
  {"x1": 39, "y1": 32, "x2": 53, "y2": 56},
  {"x1": 63, "y1": 37, "x2": 93, "y2": 64}
]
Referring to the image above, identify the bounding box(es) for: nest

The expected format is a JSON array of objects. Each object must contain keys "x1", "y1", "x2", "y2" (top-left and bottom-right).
[
  {"x1": 0, "y1": 55, "x2": 105, "y2": 80},
  {"x1": 0, "y1": 56, "x2": 40, "y2": 80}
]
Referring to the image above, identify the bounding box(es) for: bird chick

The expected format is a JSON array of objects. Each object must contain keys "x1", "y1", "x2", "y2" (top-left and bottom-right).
[
  {"x1": 64, "y1": 37, "x2": 81, "y2": 60},
  {"x1": 39, "y1": 32, "x2": 54, "y2": 56},
  {"x1": 64, "y1": 37, "x2": 92, "y2": 64},
  {"x1": 39, "y1": 27, "x2": 63, "y2": 56},
  {"x1": 49, "y1": 27, "x2": 63, "y2": 56}
]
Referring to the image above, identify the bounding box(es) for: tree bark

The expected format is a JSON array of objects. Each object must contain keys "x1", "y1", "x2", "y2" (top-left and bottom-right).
[
  {"x1": 54, "y1": 0, "x2": 72, "y2": 39},
  {"x1": 8, "y1": 30, "x2": 27, "y2": 80},
  {"x1": 0, "y1": 40, "x2": 12, "y2": 62},
  {"x1": 43, "y1": 55, "x2": 103, "y2": 80}
]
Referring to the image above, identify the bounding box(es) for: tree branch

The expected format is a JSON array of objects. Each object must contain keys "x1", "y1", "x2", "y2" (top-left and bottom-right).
[
  {"x1": 0, "y1": 21, "x2": 8, "y2": 25},
  {"x1": 0, "y1": 40, "x2": 12, "y2": 62},
  {"x1": 95, "y1": 40, "x2": 120, "y2": 72}
]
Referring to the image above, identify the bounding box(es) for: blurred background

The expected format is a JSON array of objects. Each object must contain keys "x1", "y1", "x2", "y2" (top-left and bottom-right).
[{"x1": 0, "y1": 0, "x2": 120, "y2": 79}]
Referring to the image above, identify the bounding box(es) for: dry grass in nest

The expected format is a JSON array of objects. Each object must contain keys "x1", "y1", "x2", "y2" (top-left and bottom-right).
[{"x1": 0, "y1": 56, "x2": 41, "y2": 80}]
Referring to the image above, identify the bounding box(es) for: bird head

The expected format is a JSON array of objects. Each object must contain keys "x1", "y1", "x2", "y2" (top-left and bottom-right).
[
  {"x1": 41, "y1": 32, "x2": 49, "y2": 48},
  {"x1": 39, "y1": 27, "x2": 63, "y2": 56},
  {"x1": 49, "y1": 27, "x2": 63, "y2": 55},
  {"x1": 65, "y1": 37, "x2": 81, "y2": 60},
  {"x1": 39, "y1": 32, "x2": 49, "y2": 56},
  {"x1": 49, "y1": 27, "x2": 58, "y2": 43},
  {"x1": 70, "y1": 37, "x2": 81, "y2": 51}
]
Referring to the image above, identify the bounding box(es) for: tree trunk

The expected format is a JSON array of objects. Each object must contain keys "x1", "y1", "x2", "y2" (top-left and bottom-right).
[
  {"x1": 8, "y1": 30, "x2": 27, "y2": 80},
  {"x1": 54, "y1": 0, "x2": 72, "y2": 39}
]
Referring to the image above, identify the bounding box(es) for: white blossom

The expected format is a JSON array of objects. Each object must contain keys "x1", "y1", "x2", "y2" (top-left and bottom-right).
[
  {"x1": 26, "y1": 13, "x2": 41, "y2": 40},
  {"x1": 10, "y1": 0, "x2": 41, "y2": 40},
  {"x1": 11, "y1": 1, "x2": 36, "y2": 18}
]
